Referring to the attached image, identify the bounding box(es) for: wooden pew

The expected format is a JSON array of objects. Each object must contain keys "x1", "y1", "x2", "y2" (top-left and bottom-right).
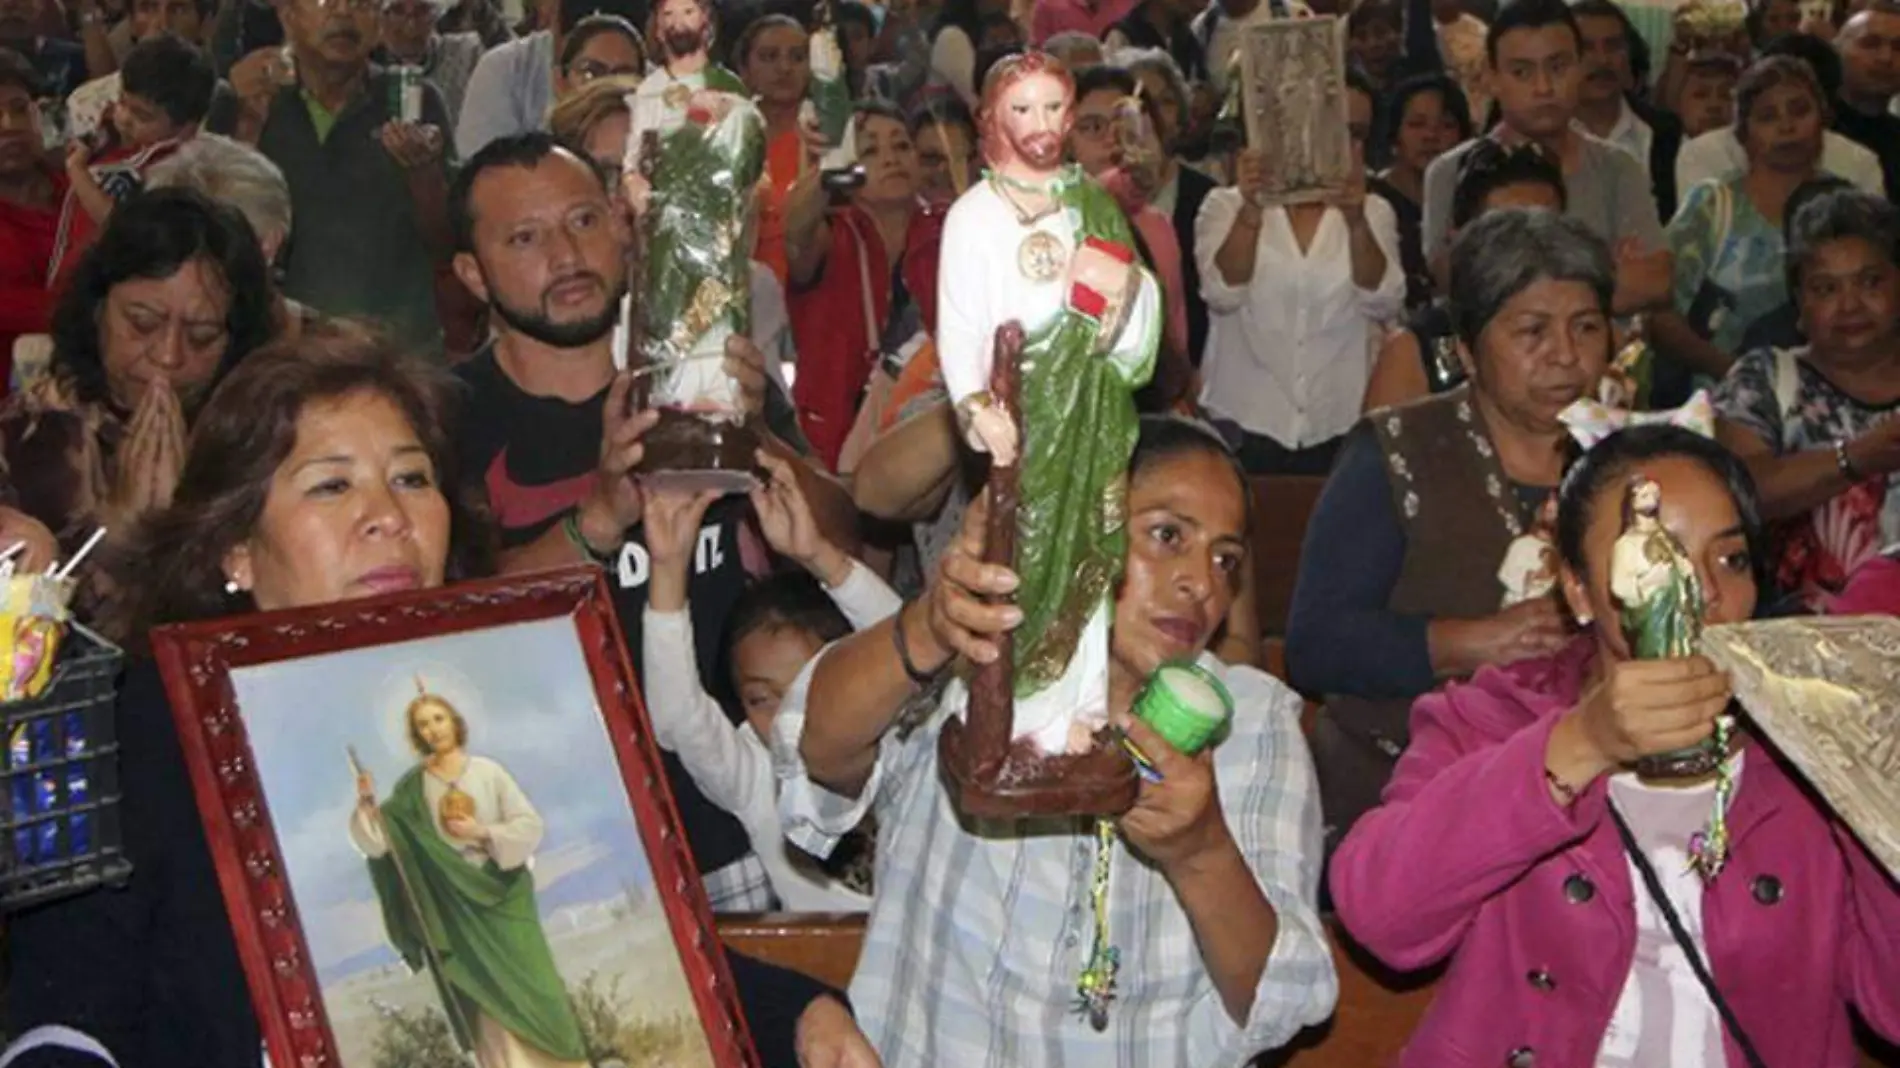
[
  {"x1": 1249, "y1": 475, "x2": 1327, "y2": 637},
  {"x1": 718, "y1": 912, "x2": 867, "y2": 992}
]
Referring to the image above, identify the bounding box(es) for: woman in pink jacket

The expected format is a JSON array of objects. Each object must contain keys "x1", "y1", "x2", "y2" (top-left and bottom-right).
[{"x1": 1332, "y1": 423, "x2": 1900, "y2": 1068}]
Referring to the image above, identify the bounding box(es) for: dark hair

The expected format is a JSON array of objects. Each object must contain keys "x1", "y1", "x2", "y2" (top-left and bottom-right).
[
  {"x1": 1683, "y1": 52, "x2": 1744, "y2": 83},
  {"x1": 907, "y1": 94, "x2": 975, "y2": 138},
  {"x1": 1485, "y1": 0, "x2": 1582, "y2": 66},
  {"x1": 932, "y1": 0, "x2": 983, "y2": 48},
  {"x1": 1568, "y1": 0, "x2": 1651, "y2": 87},
  {"x1": 1554, "y1": 425, "x2": 1765, "y2": 589},
  {"x1": 405, "y1": 694, "x2": 470, "y2": 755},
  {"x1": 561, "y1": 12, "x2": 645, "y2": 68},
  {"x1": 450, "y1": 131, "x2": 600, "y2": 253},
  {"x1": 1734, "y1": 53, "x2": 1828, "y2": 145},
  {"x1": 1384, "y1": 73, "x2": 1473, "y2": 156},
  {"x1": 1759, "y1": 30, "x2": 1843, "y2": 99},
  {"x1": 836, "y1": 1, "x2": 875, "y2": 36},
  {"x1": 1348, "y1": 0, "x2": 1400, "y2": 36},
  {"x1": 1073, "y1": 62, "x2": 1136, "y2": 101},
  {"x1": 1345, "y1": 67, "x2": 1376, "y2": 103},
  {"x1": 560, "y1": 0, "x2": 647, "y2": 34},
  {"x1": 1786, "y1": 187, "x2": 1900, "y2": 295},
  {"x1": 1451, "y1": 141, "x2": 1566, "y2": 229},
  {"x1": 107, "y1": 321, "x2": 496, "y2": 641},
  {"x1": 50, "y1": 188, "x2": 273, "y2": 410},
  {"x1": 0, "y1": 47, "x2": 42, "y2": 97},
  {"x1": 1747, "y1": 0, "x2": 1795, "y2": 44},
  {"x1": 852, "y1": 98, "x2": 907, "y2": 132},
  {"x1": 118, "y1": 34, "x2": 216, "y2": 127},
  {"x1": 1129, "y1": 414, "x2": 1253, "y2": 536},
  {"x1": 977, "y1": 8, "x2": 1019, "y2": 41},
  {"x1": 972, "y1": 42, "x2": 1026, "y2": 95},
  {"x1": 1448, "y1": 209, "x2": 1612, "y2": 348},
  {"x1": 733, "y1": 12, "x2": 803, "y2": 70},
  {"x1": 725, "y1": 572, "x2": 853, "y2": 668}
]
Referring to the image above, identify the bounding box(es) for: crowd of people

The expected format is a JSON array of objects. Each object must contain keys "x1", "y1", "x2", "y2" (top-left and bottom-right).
[{"x1": 1, "y1": 0, "x2": 1900, "y2": 1061}]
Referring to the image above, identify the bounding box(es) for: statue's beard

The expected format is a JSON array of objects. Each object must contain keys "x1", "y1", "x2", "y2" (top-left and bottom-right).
[
  {"x1": 1009, "y1": 131, "x2": 1063, "y2": 169},
  {"x1": 661, "y1": 27, "x2": 707, "y2": 61}
]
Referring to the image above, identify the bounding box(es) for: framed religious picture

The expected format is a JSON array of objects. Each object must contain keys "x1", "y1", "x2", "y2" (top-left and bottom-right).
[
  {"x1": 1238, "y1": 16, "x2": 1352, "y2": 204},
  {"x1": 151, "y1": 566, "x2": 758, "y2": 1068}
]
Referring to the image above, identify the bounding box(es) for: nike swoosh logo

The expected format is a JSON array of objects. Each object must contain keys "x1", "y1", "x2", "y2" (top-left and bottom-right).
[{"x1": 485, "y1": 447, "x2": 598, "y2": 532}]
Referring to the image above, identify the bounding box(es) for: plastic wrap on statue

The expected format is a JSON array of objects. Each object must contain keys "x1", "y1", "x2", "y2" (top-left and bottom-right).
[{"x1": 624, "y1": 64, "x2": 768, "y2": 493}]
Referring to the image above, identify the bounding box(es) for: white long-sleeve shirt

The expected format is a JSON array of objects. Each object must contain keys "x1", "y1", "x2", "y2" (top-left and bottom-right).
[
  {"x1": 1194, "y1": 188, "x2": 1405, "y2": 449},
  {"x1": 641, "y1": 560, "x2": 899, "y2": 911}
]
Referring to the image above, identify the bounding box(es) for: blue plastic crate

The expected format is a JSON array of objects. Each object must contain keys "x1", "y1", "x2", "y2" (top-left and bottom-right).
[{"x1": 0, "y1": 624, "x2": 130, "y2": 912}]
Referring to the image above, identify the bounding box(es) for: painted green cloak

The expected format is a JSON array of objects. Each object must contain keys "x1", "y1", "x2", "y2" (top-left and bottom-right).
[
  {"x1": 366, "y1": 766, "x2": 586, "y2": 1060},
  {"x1": 1013, "y1": 168, "x2": 1160, "y2": 698}
]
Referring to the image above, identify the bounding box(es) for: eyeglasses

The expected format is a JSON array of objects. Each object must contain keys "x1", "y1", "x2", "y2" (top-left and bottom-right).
[{"x1": 567, "y1": 58, "x2": 643, "y2": 83}]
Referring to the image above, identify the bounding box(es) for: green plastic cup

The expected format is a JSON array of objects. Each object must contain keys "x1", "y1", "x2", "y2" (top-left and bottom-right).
[{"x1": 1133, "y1": 661, "x2": 1234, "y2": 757}]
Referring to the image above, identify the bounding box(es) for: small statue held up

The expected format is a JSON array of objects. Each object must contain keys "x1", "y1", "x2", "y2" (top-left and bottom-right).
[
  {"x1": 621, "y1": 0, "x2": 767, "y2": 492},
  {"x1": 1609, "y1": 476, "x2": 1707, "y2": 661},
  {"x1": 1608, "y1": 474, "x2": 1736, "y2": 880}
]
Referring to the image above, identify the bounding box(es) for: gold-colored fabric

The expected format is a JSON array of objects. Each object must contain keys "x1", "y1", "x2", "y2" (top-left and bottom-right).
[{"x1": 1701, "y1": 616, "x2": 1900, "y2": 878}]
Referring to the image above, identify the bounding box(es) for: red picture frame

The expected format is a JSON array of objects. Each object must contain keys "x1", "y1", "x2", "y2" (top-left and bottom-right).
[{"x1": 150, "y1": 565, "x2": 759, "y2": 1068}]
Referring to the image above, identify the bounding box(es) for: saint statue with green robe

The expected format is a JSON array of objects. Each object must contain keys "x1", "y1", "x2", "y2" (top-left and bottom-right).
[
  {"x1": 623, "y1": 0, "x2": 766, "y2": 418},
  {"x1": 938, "y1": 54, "x2": 1161, "y2": 756}
]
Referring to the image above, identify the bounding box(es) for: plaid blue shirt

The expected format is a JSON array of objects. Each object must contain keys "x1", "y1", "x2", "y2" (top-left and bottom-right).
[{"x1": 774, "y1": 654, "x2": 1337, "y2": 1067}]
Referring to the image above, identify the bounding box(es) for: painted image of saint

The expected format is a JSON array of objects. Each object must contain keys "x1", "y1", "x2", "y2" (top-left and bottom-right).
[{"x1": 348, "y1": 682, "x2": 588, "y2": 1068}]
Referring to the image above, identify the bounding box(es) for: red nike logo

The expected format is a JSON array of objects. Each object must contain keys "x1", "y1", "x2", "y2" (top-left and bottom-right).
[{"x1": 485, "y1": 447, "x2": 599, "y2": 531}]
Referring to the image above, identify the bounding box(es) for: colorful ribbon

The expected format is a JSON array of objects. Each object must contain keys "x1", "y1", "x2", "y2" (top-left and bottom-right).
[{"x1": 1559, "y1": 389, "x2": 1716, "y2": 451}]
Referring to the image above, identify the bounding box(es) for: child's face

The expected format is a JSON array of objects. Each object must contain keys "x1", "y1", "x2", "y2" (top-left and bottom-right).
[
  {"x1": 732, "y1": 624, "x2": 825, "y2": 743},
  {"x1": 1680, "y1": 72, "x2": 1737, "y2": 138},
  {"x1": 111, "y1": 91, "x2": 185, "y2": 148}
]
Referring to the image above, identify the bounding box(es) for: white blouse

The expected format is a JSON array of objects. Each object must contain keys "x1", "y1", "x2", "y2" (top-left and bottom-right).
[{"x1": 1194, "y1": 188, "x2": 1405, "y2": 450}]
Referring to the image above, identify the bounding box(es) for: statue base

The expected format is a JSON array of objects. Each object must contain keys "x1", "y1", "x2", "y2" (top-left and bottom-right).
[
  {"x1": 937, "y1": 718, "x2": 1140, "y2": 820},
  {"x1": 636, "y1": 408, "x2": 762, "y2": 495}
]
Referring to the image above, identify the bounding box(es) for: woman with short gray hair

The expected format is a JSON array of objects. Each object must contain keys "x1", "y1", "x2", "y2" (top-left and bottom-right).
[
  {"x1": 145, "y1": 135, "x2": 313, "y2": 339},
  {"x1": 1287, "y1": 208, "x2": 1615, "y2": 851},
  {"x1": 145, "y1": 133, "x2": 292, "y2": 262}
]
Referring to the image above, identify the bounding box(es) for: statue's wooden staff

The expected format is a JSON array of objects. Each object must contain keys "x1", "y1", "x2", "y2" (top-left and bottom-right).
[{"x1": 937, "y1": 323, "x2": 1139, "y2": 819}]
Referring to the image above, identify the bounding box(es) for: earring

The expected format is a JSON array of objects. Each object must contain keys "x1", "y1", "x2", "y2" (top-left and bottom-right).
[
  {"x1": 1576, "y1": 613, "x2": 1593, "y2": 626},
  {"x1": 224, "y1": 578, "x2": 240, "y2": 595}
]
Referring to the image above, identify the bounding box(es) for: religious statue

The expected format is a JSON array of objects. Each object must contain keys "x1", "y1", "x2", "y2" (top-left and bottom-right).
[
  {"x1": 1610, "y1": 477, "x2": 1707, "y2": 660},
  {"x1": 1497, "y1": 493, "x2": 1559, "y2": 608},
  {"x1": 935, "y1": 52, "x2": 1160, "y2": 818},
  {"x1": 621, "y1": 0, "x2": 767, "y2": 491},
  {"x1": 807, "y1": 0, "x2": 859, "y2": 179},
  {"x1": 348, "y1": 682, "x2": 586, "y2": 1067}
]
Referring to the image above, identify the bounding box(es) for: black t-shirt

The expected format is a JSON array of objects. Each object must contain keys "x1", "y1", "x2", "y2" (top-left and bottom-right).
[
  {"x1": 453, "y1": 348, "x2": 756, "y2": 878},
  {"x1": 4, "y1": 661, "x2": 259, "y2": 1067}
]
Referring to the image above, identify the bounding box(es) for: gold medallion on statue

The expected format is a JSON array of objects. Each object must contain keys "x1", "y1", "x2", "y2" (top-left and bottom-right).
[
  {"x1": 1018, "y1": 231, "x2": 1066, "y2": 282},
  {"x1": 663, "y1": 84, "x2": 691, "y2": 110}
]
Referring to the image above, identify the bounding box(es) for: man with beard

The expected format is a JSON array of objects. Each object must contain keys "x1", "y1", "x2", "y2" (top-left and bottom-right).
[
  {"x1": 0, "y1": 50, "x2": 64, "y2": 393},
  {"x1": 1570, "y1": 0, "x2": 1682, "y2": 221},
  {"x1": 937, "y1": 50, "x2": 1160, "y2": 756},
  {"x1": 448, "y1": 132, "x2": 858, "y2": 913},
  {"x1": 207, "y1": 0, "x2": 453, "y2": 351},
  {"x1": 0, "y1": 0, "x2": 85, "y2": 98}
]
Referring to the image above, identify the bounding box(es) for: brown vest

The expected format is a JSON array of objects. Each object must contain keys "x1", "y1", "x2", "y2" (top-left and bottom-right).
[{"x1": 1315, "y1": 385, "x2": 1533, "y2": 844}]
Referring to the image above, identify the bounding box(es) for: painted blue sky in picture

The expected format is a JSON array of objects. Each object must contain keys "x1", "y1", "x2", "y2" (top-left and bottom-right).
[{"x1": 230, "y1": 616, "x2": 659, "y2": 987}]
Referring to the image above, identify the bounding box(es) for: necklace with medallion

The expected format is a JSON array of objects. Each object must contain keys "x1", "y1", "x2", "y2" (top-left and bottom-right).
[{"x1": 990, "y1": 172, "x2": 1068, "y2": 283}]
